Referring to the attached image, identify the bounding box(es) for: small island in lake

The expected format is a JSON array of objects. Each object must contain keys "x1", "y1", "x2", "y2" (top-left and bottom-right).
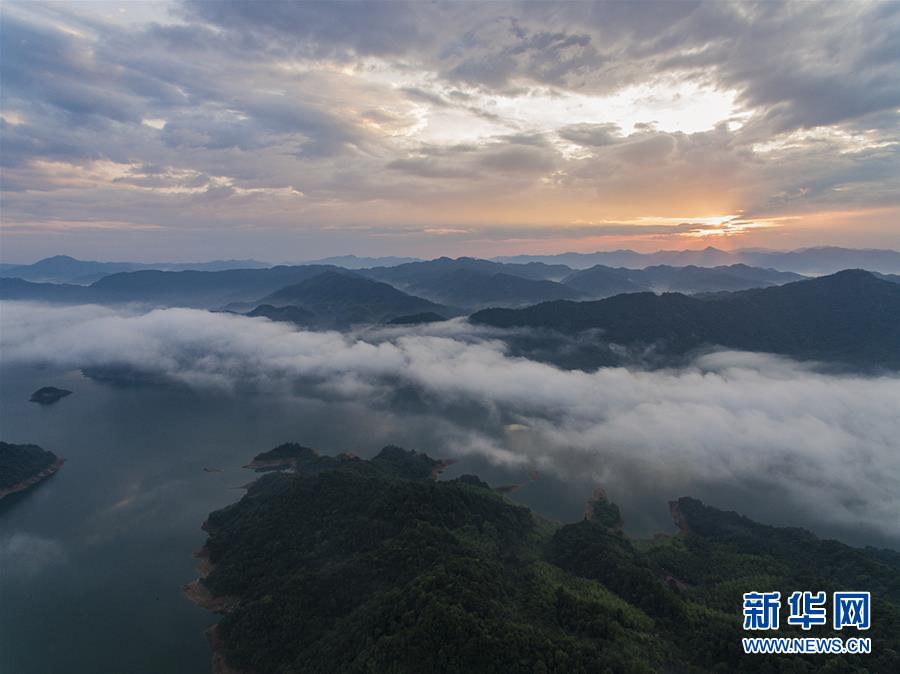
[
  {"x1": 0, "y1": 441, "x2": 65, "y2": 499},
  {"x1": 29, "y1": 386, "x2": 72, "y2": 405},
  {"x1": 186, "y1": 443, "x2": 900, "y2": 674}
]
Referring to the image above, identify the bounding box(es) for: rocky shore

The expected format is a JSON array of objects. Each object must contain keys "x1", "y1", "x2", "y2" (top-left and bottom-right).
[
  {"x1": 0, "y1": 456, "x2": 65, "y2": 500},
  {"x1": 183, "y1": 523, "x2": 248, "y2": 674}
]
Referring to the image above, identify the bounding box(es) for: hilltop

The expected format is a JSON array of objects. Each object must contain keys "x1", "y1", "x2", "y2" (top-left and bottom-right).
[
  {"x1": 472, "y1": 270, "x2": 900, "y2": 368},
  {"x1": 188, "y1": 444, "x2": 900, "y2": 674}
]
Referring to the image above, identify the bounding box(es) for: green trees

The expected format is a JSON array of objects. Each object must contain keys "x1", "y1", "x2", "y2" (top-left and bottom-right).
[
  {"x1": 0, "y1": 441, "x2": 58, "y2": 489},
  {"x1": 195, "y1": 446, "x2": 900, "y2": 673}
]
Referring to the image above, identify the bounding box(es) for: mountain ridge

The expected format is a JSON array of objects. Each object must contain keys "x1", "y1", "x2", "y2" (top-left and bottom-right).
[
  {"x1": 496, "y1": 246, "x2": 900, "y2": 274},
  {"x1": 187, "y1": 443, "x2": 900, "y2": 674},
  {"x1": 472, "y1": 270, "x2": 900, "y2": 367},
  {"x1": 256, "y1": 271, "x2": 454, "y2": 327},
  {"x1": 0, "y1": 255, "x2": 271, "y2": 284}
]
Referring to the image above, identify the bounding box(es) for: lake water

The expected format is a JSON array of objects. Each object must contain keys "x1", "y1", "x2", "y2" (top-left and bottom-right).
[{"x1": 0, "y1": 364, "x2": 595, "y2": 674}]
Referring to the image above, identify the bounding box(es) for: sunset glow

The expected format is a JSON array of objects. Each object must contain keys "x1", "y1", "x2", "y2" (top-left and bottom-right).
[{"x1": 1, "y1": 1, "x2": 898, "y2": 262}]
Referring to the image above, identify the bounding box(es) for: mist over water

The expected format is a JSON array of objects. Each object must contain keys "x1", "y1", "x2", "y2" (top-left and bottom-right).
[
  {"x1": 4, "y1": 301, "x2": 900, "y2": 541},
  {"x1": 2, "y1": 300, "x2": 900, "y2": 672}
]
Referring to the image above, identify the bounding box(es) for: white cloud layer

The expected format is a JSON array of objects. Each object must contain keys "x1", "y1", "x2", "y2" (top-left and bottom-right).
[{"x1": 3, "y1": 300, "x2": 900, "y2": 541}]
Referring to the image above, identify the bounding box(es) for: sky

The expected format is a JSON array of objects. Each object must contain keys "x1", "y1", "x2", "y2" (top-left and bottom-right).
[{"x1": 1, "y1": 0, "x2": 899, "y2": 263}]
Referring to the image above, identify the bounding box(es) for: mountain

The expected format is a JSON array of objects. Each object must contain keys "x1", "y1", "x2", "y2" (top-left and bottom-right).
[
  {"x1": 0, "y1": 255, "x2": 144, "y2": 283},
  {"x1": 362, "y1": 256, "x2": 574, "y2": 285},
  {"x1": 387, "y1": 312, "x2": 448, "y2": 325},
  {"x1": 388, "y1": 268, "x2": 583, "y2": 308},
  {"x1": 256, "y1": 271, "x2": 453, "y2": 327},
  {"x1": 187, "y1": 443, "x2": 900, "y2": 674},
  {"x1": 497, "y1": 246, "x2": 900, "y2": 274},
  {"x1": 634, "y1": 263, "x2": 804, "y2": 292},
  {"x1": 2, "y1": 265, "x2": 349, "y2": 307},
  {"x1": 558, "y1": 266, "x2": 647, "y2": 297},
  {"x1": 473, "y1": 270, "x2": 900, "y2": 367},
  {"x1": 0, "y1": 277, "x2": 99, "y2": 303},
  {"x1": 739, "y1": 247, "x2": 900, "y2": 275},
  {"x1": 496, "y1": 246, "x2": 739, "y2": 269},
  {"x1": 302, "y1": 255, "x2": 422, "y2": 269},
  {"x1": 87, "y1": 265, "x2": 343, "y2": 307},
  {"x1": 0, "y1": 255, "x2": 270, "y2": 284},
  {"x1": 244, "y1": 304, "x2": 317, "y2": 327},
  {"x1": 562, "y1": 263, "x2": 803, "y2": 298},
  {"x1": 358, "y1": 257, "x2": 577, "y2": 308}
]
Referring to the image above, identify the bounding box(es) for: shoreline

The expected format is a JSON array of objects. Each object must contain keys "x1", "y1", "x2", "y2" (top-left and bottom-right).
[
  {"x1": 182, "y1": 538, "x2": 240, "y2": 614},
  {"x1": 183, "y1": 538, "x2": 248, "y2": 674},
  {"x1": 0, "y1": 457, "x2": 66, "y2": 500},
  {"x1": 206, "y1": 624, "x2": 249, "y2": 674}
]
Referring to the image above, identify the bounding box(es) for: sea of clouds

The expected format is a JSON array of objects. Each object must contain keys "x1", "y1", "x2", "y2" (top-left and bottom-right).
[{"x1": 3, "y1": 301, "x2": 900, "y2": 543}]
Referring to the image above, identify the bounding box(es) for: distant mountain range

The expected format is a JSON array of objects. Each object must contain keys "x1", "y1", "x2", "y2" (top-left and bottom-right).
[
  {"x1": 2, "y1": 257, "x2": 815, "y2": 310},
  {"x1": 88, "y1": 265, "x2": 346, "y2": 307},
  {"x1": 496, "y1": 246, "x2": 900, "y2": 274},
  {"x1": 362, "y1": 256, "x2": 573, "y2": 283},
  {"x1": 473, "y1": 270, "x2": 900, "y2": 368},
  {"x1": 0, "y1": 254, "x2": 270, "y2": 284},
  {"x1": 301, "y1": 254, "x2": 422, "y2": 269},
  {"x1": 360, "y1": 258, "x2": 802, "y2": 305},
  {"x1": 3, "y1": 256, "x2": 900, "y2": 364},
  {"x1": 0, "y1": 265, "x2": 344, "y2": 307},
  {"x1": 562, "y1": 263, "x2": 803, "y2": 297},
  {"x1": 363, "y1": 259, "x2": 581, "y2": 308},
  {"x1": 0, "y1": 278, "x2": 99, "y2": 304},
  {"x1": 4, "y1": 247, "x2": 900, "y2": 289}
]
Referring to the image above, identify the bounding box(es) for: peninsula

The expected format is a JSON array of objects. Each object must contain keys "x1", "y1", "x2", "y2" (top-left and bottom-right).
[{"x1": 0, "y1": 442, "x2": 65, "y2": 499}]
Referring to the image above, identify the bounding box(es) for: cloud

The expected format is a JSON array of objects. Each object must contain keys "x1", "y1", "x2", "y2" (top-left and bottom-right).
[
  {"x1": 1, "y1": 1, "x2": 898, "y2": 260},
  {"x1": 180, "y1": 0, "x2": 441, "y2": 61},
  {"x1": 183, "y1": 0, "x2": 900, "y2": 129},
  {"x1": 3, "y1": 300, "x2": 900, "y2": 544},
  {"x1": 558, "y1": 123, "x2": 623, "y2": 147}
]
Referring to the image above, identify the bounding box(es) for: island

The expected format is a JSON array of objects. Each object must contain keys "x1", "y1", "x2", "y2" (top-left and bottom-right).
[
  {"x1": 0, "y1": 442, "x2": 65, "y2": 499},
  {"x1": 29, "y1": 386, "x2": 72, "y2": 405},
  {"x1": 187, "y1": 443, "x2": 900, "y2": 673}
]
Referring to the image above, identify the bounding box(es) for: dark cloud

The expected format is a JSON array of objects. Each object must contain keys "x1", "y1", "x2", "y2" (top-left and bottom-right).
[
  {"x1": 181, "y1": 0, "x2": 439, "y2": 60},
  {"x1": 386, "y1": 157, "x2": 473, "y2": 180},
  {"x1": 558, "y1": 123, "x2": 622, "y2": 147},
  {"x1": 182, "y1": 1, "x2": 900, "y2": 131},
  {"x1": 478, "y1": 143, "x2": 559, "y2": 174}
]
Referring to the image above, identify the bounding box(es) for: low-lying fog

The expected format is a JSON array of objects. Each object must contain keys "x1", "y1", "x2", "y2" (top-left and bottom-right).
[{"x1": 3, "y1": 300, "x2": 900, "y2": 548}]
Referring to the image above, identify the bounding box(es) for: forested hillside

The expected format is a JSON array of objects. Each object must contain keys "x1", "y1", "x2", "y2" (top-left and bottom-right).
[{"x1": 193, "y1": 445, "x2": 900, "y2": 673}]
